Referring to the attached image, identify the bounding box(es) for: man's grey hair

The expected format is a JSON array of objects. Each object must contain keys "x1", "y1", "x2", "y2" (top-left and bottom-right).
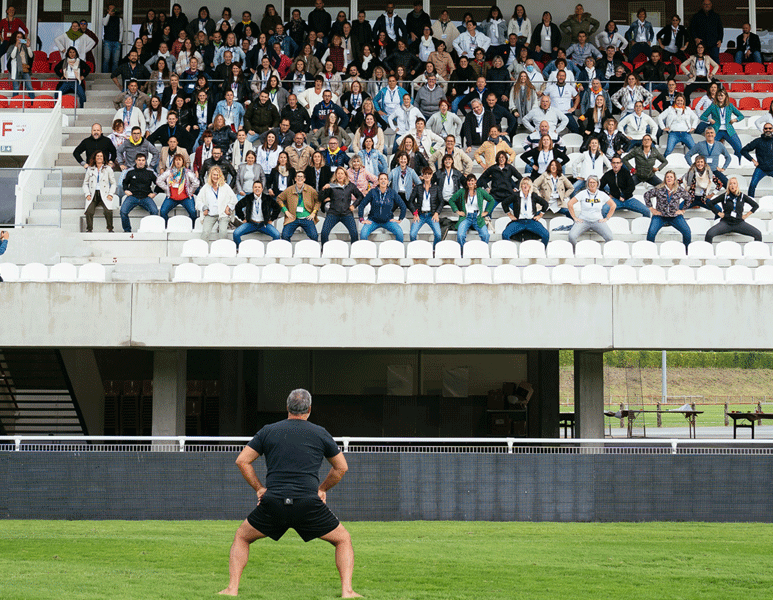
[
  {"x1": 287, "y1": 389, "x2": 312, "y2": 414},
  {"x1": 587, "y1": 175, "x2": 600, "y2": 185}
]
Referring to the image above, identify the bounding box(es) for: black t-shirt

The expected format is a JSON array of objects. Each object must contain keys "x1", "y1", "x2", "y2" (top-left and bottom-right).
[{"x1": 247, "y1": 419, "x2": 340, "y2": 498}]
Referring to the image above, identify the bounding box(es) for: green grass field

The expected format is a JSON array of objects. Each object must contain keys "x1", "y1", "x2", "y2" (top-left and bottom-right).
[{"x1": 2, "y1": 521, "x2": 773, "y2": 600}]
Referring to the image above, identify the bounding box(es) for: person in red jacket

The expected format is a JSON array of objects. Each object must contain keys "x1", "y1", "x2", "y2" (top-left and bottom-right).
[{"x1": 0, "y1": 7, "x2": 28, "y2": 60}]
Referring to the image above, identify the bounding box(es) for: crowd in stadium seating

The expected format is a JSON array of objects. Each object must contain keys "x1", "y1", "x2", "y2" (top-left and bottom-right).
[{"x1": 49, "y1": 1, "x2": 773, "y2": 250}]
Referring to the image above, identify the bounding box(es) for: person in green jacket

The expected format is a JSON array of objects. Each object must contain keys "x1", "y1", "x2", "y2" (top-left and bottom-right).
[
  {"x1": 559, "y1": 5, "x2": 599, "y2": 44},
  {"x1": 700, "y1": 88, "x2": 745, "y2": 158},
  {"x1": 448, "y1": 173, "x2": 496, "y2": 246}
]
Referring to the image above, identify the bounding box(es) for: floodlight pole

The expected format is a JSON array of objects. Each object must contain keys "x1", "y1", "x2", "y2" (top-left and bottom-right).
[{"x1": 661, "y1": 350, "x2": 667, "y2": 404}]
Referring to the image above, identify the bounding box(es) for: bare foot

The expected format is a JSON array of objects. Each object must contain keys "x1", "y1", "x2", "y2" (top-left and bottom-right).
[
  {"x1": 342, "y1": 591, "x2": 363, "y2": 598},
  {"x1": 218, "y1": 588, "x2": 238, "y2": 596}
]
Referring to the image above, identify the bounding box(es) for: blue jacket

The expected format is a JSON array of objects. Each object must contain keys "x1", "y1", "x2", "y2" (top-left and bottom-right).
[
  {"x1": 213, "y1": 100, "x2": 246, "y2": 131},
  {"x1": 268, "y1": 34, "x2": 298, "y2": 58},
  {"x1": 625, "y1": 20, "x2": 655, "y2": 44},
  {"x1": 0, "y1": 238, "x2": 6, "y2": 255},
  {"x1": 373, "y1": 85, "x2": 409, "y2": 116},
  {"x1": 742, "y1": 136, "x2": 773, "y2": 172},
  {"x1": 357, "y1": 148, "x2": 389, "y2": 175},
  {"x1": 388, "y1": 166, "x2": 421, "y2": 199},
  {"x1": 322, "y1": 148, "x2": 350, "y2": 168},
  {"x1": 311, "y1": 101, "x2": 349, "y2": 130},
  {"x1": 358, "y1": 186, "x2": 407, "y2": 223}
]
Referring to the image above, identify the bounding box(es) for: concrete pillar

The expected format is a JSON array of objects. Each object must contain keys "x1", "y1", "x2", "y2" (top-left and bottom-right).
[
  {"x1": 59, "y1": 349, "x2": 105, "y2": 435},
  {"x1": 574, "y1": 350, "x2": 605, "y2": 439},
  {"x1": 152, "y1": 350, "x2": 187, "y2": 436},
  {"x1": 527, "y1": 350, "x2": 560, "y2": 438},
  {"x1": 219, "y1": 350, "x2": 244, "y2": 435}
]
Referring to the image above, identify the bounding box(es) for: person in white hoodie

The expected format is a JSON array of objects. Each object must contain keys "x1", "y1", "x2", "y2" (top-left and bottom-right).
[
  {"x1": 658, "y1": 94, "x2": 698, "y2": 157},
  {"x1": 453, "y1": 20, "x2": 491, "y2": 58},
  {"x1": 618, "y1": 101, "x2": 658, "y2": 148},
  {"x1": 197, "y1": 166, "x2": 237, "y2": 240},
  {"x1": 571, "y1": 136, "x2": 611, "y2": 195},
  {"x1": 113, "y1": 94, "x2": 147, "y2": 136},
  {"x1": 388, "y1": 93, "x2": 424, "y2": 153}
]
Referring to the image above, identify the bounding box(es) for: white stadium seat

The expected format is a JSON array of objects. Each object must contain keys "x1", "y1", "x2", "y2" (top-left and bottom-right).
[
  {"x1": 630, "y1": 217, "x2": 651, "y2": 235},
  {"x1": 696, "y1": 264, "x2": 724, "y2": 284},
  {"x1": 755, "y1": 265, "x2": 773, "y2": 284},
  {"x1": 638, "y1": 265, "x2": 666, "y2": 283},
  {"x1": 580, "y1": 264, "x2": 608, "y2": 284},
  {"x1": 757, "y1": 196, "x2": 773, "y2": 211},
  {"x1": 548, "y1": 216, "x2": 573, "y2": 231},
  {"x1": 463, "y1": 240, "x2": 489, "y2": 259},
  {"x1": 261, "y1": 263, "x2": 290, "y2": 282},
  {"x1": 687, "y1": 219, "x2": 711, "y2": 236},
  {"x1": 350, "y1": 240, "x2": 377, "y2": 259},
  {"x1": 603, "y1": 240, "x2": 630, "y2": 260},
  {"x1": 522, "y1": 264, "x2": 550, "y2": 284},
  {"x1": 435, "y1": 264, "x2": 463, "y2": 283},
  {"x1": 0, "y1": 263, "x2": 19, "y2": 281},
  {"x1": 609, "y1": 264, "x2": 637, "y2": 284},
  {"x1": 575, "y1": 240, "x2": 602, "y2": 259},
  {"x1": 494, "y1": 216, "x2": 512, "y2": 234},
  {"x1": 378, "y1": 240, "x2": 406, "y2": 259},
  {"x1": 519, "y1": 240, "x2": 546, "y2": 259},
  {"x1": 562, "y1": 133, "x2": 584, "y2": 149},
  {"x1": 667, "y1": 265, "x2": 695, "y2": 283},
  {"x1": 666, "y1": 154, "x2": 689, "y2": 169},
  {"x1": 209, "y1": 239, "x2": 237, "y2": 258},
  {"x1": 137, "y1": 215, "x2": 166, "y2": 233},
  {"x1": 202, "y1": 263, "x2": 231, "y2": 283},
  {"x1": 238, "y1": 239, "x2": 265, "y2": 258},
  {"x1": 231, "y1": 263, "x2": 261, "y2": 282},
  {"x1": 77, "y1": 263, "x2": 106, "y2": 282},
  {"x1": 632, "y1": 240, "x2": 658, "y2": 259},
  {"x1": 19, "y1": 263, "x2": 48, "y2": 282},
  {"x1": 687, "y1": 241, "x2": 714, "y2": 259},
  {"x1": 166, "y1": 215, "x2": 193, "y2": 232},
  {"x1": 377, "y1": 264, "x2": 405, "y2": 283},
  {"x1": 289, "y1": 263, "x2": 319, "y2": 283},
  {"x1": 181, "y1": 238, "x2": 209, "y2": 258},
  {"x1": 464, "y1": 264, "x2": 492, "y2": 284},
  {"x1": 492, "y1": 264, "x2": 520, "y2": 284},
  {"x1": 434, "y1": 240, "x2": 462, "y2": 259},
  {"x1": 406, "y1": 264, "x2": 434, "y2": 283},
  {"x1": 551, "y1": 264, "x2": 580, "y2": 284},
  {"x1": 294, "y1": 239, "x2": 321, "y2": 259},
  {"x1": 490, "y1": 240, "x2": 518, "y2": 259},
  {"x1": 607, "y1": 217, "x2": 630, "y2": 235},
  {"x1": 48, "y1": 263, "x2": 77, "y2": 282},
  {"x1": 265, "y1": 239, "x2": 293, "y2": 258},
  {"x1": 745, "y1": 241, "x2": 771, "y2": 260},
  {"x1": 172, "y1": 263, "x2": 202, "y2": 282},
  {"x1": 659, "y1": 240, "x2": 687, "y2": 259},
  {"x1": 348, "y1": 264, "x2": 376, "y2": 283},
  {"x1": 726, "y1": 265, "x2": 753, "y2": 284},
  {"x1": 321, "y1": 240, "x2": 349, "y2": 259},
  {"x1": 715, "y1": 241, "x2": 742, "y2": 260},
  {"x1": 318, "y1": 263, "x2": 347, "y2": 283},
  {"x1": 546, "y1": 240, "x2": 573, "y2": 259},
  {"x1": 406, "y1": 240, "x2": 433, "y2": 259}
]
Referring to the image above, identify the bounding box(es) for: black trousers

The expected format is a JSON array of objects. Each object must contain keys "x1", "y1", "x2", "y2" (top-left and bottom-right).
[
  {"x1": 705, "y1": 219, "x2": 762, "y2": 243},
  {"x1": 85, "y1": 191, "x2": 113, "y2": 232}
]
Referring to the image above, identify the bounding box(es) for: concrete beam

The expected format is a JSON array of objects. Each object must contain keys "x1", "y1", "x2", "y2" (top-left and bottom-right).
[
  {"x1": 574, "y1": 351, "x2": 605, "y2": 439},
  {"x1": 59, "y1": 349, "x2": 105, "y2": 435},
  {"x1": 152, "y1": 350, "x2": 187, "y2": 437}
]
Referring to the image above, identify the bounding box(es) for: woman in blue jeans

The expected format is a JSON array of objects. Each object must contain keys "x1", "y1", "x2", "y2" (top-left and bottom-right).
[
  {"x1": 156, "y1": 153, "x2": 200, "y2": 227},
  {"x1": 658, "y1": 94, "x2": 698, "y2": 157},
  {"x1": 643, "y1": 170, "x2": 692, "y2": 248},
  {"x1": 232, "y1": 180, "x2": 281, "y2": 247},
  {"x1": 54, "y1": 47, "x2": 90, "y2": 107},
  {"x1": 699, "y1": 89, "x2": 745, "y2": 158},
  {"x1": 319, "y1": 167, "x2": 363, "y2": 244},
  {"x1": 448, "y1": 174, "x2": 496, "y2": 246}
]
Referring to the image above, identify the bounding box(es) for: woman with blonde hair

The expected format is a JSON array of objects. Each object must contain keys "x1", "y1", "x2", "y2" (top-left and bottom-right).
[
  {"x1": 705, "y1": 177, "x2": 762, "y2": 243},
  {"x1": 82, "y1": 151, "x2": 116, "y2": 232},
  {"x1": 346, "y1": 155, "x2": 379, "y2": 196},
  {"x1": 643, "y1": 170, "x2": 692, "y2": 247},
  {"x1": 320, "y1": 166, "x2": 364, "y2": 244},
  {"x1": 156, "y1": 152, "x2": 199, "y2": 226},
  {"x1": 534, "y1": 159, "x2": 573, "y2": 218},
  {"x1": 611, "y1": 73, "x2": 654, "y2": 118},
  {"x1": 197, "y1": 166, "x2": 237, "y2": 240}
]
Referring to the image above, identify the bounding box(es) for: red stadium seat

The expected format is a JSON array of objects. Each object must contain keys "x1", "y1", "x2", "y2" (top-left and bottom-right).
[
  {"x1": 33, "y1": 50, "x2": 46, "y2": 61},
  {"x1": 768, "y1": 64, "x2": 773, "y2": 75},
  {"x1": 86, "y1": 60, "x2": 95, "y2": 73},
  {"x1": 718, "y1": 52, "x2": 733, "y2": 63},
  {"x1": 32, "y1": 60, "x2": 50, "y2": 73},
  {"x1": 535, "y1": 61, "x2": 543, "y2": 70},
  {"x1": 754, "y1": 82, "x2": 773, "y2": 93},
  {"x1": 0, "y1": 80, "x2": 11, "y2": 90},
  {"x1": 728, "y1": 96, "x2": 737, "y2": 107},
  {"x1": 722, "y1": 63, "x2": 742, "y2": 75},
  {"x1": 745, "y1": 63, "x2": 765, "y2": 75},
  {"x1": 40, "y1": 80, "x2": 58, "y2": 90},
  {"x1": 738, "y1": 97, "x2": 760, "y2": 110},
  {"x1": 764, "y1": 98, "x2": 773, "y2": 111},
  {"x1": 32, "y1": 96, "x2": 56, "y2": 109},
  {"x1": 47, "y1": 51, "x2": 60, "y2": 65},
  {"x1": 0, "y1": 97, "x2": 9, "y2": 108},
  {"x1": 61, "y1": 95, "x2": 77, "y2": 108},
  {"x1": 8, "y1": 98, "x2": 32, "y2": 108},
  {"x1": 622, "y1": 62, "x2": 633, "y2": 72},
  {"x1": 690, "y1": 97, "x2": 700, "y2": 109},
  {"x1": 730, "y1": 81, "x2": 752, "y2": 93},
  {"x1": 676, "y1": 82, "x2": 684, "y2": 92},
  {"x1": 30, "y1": 79, "x2": 42, "y2": 90}
]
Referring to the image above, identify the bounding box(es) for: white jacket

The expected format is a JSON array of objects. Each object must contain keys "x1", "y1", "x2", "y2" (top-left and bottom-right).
[
  {"x1": 453, "y1": 30, "x2": 491, "y2": 57},
  {"x1": 82, "y1": 165, "x2": 117, "y2": 210},
  {"x1": 507, "y1": 17, "x2": 532, "y2": 40},
  {"x1": 618, "y1": 112, "x2": 658, "y2": 140},
  {"x1": 230, "y1": 139, "x2": 255, "y2": 168},
  {"x1": 196, "y1": 183, "x2": 236, "y2": 216},
  {"x1": 54, "y1": 31, "x2": 95, "y2": 59},
  {"x1": 388, "y1": 105, "x2": 424, "y2": 136},
  {"x1": 658, "y1": 106, "x2": 699, "y2": 132},
  {"x1": 572, "y1": 151, "x2": 611, "y2": 180},
  {"x1": 426, "y1": 111, "x2": 462, "y2": 139},
  {"x1": 113, "y1": 106, "x2": 147, "y2": 136}
]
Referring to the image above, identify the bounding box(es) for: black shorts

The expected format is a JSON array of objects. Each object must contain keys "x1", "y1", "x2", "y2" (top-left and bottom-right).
[{"x1": 247, "y1": 495, "x2": 340, "y2": 542}]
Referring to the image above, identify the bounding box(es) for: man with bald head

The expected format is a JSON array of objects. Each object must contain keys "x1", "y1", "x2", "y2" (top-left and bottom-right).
[{"x1": 73, "y1": 123, "x2": 117, "y2": 167}]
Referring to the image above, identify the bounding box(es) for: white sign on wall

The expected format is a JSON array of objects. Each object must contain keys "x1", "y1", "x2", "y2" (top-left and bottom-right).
[{"x1": 0, "y1": 113, "x2": 53, "y2": 155}]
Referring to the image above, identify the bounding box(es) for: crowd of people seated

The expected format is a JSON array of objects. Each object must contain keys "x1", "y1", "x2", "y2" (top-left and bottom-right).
[{"x1": 64, "y1": 1, "x2": 773, "y2": 252}]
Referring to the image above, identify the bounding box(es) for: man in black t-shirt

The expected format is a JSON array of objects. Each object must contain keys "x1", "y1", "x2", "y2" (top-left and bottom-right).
[{"x1": 219, "y1": 389, "x2": 361, "y2": 598}]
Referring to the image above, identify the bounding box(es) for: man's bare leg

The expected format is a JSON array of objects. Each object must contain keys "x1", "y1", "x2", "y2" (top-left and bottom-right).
[
  {"x1": 219, "y1": 519, "x2": 265, "y2": 596},
  {"x1": 320, "y1": 524, "x2": 362, "y2": 598}
]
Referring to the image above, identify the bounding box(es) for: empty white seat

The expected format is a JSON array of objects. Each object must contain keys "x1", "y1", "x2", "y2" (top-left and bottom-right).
[
  {"x1": 289, "y1": 263, "x2": 318, "y2": 283},
  {"x1": 522, "y1": 264, "x2": 550, "y2": 284},
  {"x1": 755, "y1": 265, "x2": 773, "y2": 284},
  {"x1": 575, "y1": 240, "x2": 602, "y2": 259},
  {"x1": 464, "y1": 264, "x2": 492, "y2": 284},
  {"x1": 48, "y1": 262, "x2": 77, "y2": 282},
  {"x1": 546, "y1": 240, "x2": 573, "y2": 259},
  {"x1": 261, "y1": 263, "x2": 290, "y2": 282},
  {"x1": 0, "y1": 263, "x2": 19, "y2": 281},
  {"x1": 494, "y1": 216, "x2": 512, "y2": 234},
  {"x1": 666, "y1": 154, "x2": 689, "y2": 169},
  {"x1": 406, "y1": 240, "x2": 433, "y2": 259},
  {"x1": 137, "y1": 215, "x2": 166, "y2": 233},
  {"x1": 580, "y1": 264, "x2": 608, "y2": 284},
  {"x1": 181, "y1": 238, "x2": 209, "y2": 258},
  {"x1": 238, "y1": 239, "x2": 265, "y2": 258},
  {"x1": 318, "y1": 263, "x2": 347, "y2": 283},
  {"x1": 490, "y1": 240, "x2": 518, "y2": 259},
  {"x1": 607, "y1": 217, "x2": 630, "y2": 235},
  {"x1": 609, "y1": 264, "x2": 637, "y2": 284},
  {"x1": 726, "y1": 264, "x2": 753, "y2": 284},
  {"x1": 638, "y1": 265, "x2": 666, "y2": 283},
  {"x1": 632, "y1": 240, "x2": 658, "y2": 259},
  {"x1": 377, "y1": 264, "x2": 405, "y2": 283},
  {"x1": 77, "y1": 263, "x2": 106, "y2": 282},
  {"x1": 209, "y1": 239, "x2": 237, "y2": 258},
  {"x1": 265, "y1": 239, "x2": 293, "y2": 258},
  {"x1": 519, "y1": 240, "x2": 546, "y2": 259},
  {"x1": 687, "y1": 218, "x2": 711, "y2": 236},
  {"x1": 321, "y1": 239, "x2": 349, "y2": 259},
  {"x1": 202, "y1": 263, "x2": 231, "y2": 282},
  {"x1": 172, "y1": 263, "x2": 202, "y2": 282},
  {"x1": 757, "y1": 195, "x2": 773, "y2": 211},
  {"x1": 603, "y1": 240, "x2": 631, "y2": 259},
  {"x1": 378, "y1": 239, "x2": 406, "y2": 259},
  {"x1": 406, "y1": 264, "x2": 434, "y2": 283},
  {"x1": 551, "y1": 264, "x2": 580, "y2": 284},
  {"x1": 562, "y1": 133, "x2": 584, "y2": 149},
  {"x1": 548, "y1": 216, "x2": 573, "y2": 231},
  {"x1": 744, "y1": 241, "x2": 771, "y2": 260},
  {"x1": 19, "y1": 263, "x2": 48, "y2": 282},
  {"x1": 231, "y1": 263, "x2": 261, "y2": 282},
  {"x1": 630, "y1": 217, "x2": 651, "y2": 235},
  {"x1": 660, "y1": 240, "x2": 687, "y2": 259},
  {"x1": 434, "y1": 240, "x2": 462, "y2": 259},
  {"x1": 348, "y1": 263, "x2": 376, "y2": 283},
  {"x1": 463, "y1": 240, "x2": 489, "y2": 259},
  {"x1": 687, "y1": 241, "x2": 714, "y2": 259},
  {"x1": 746, "y1": 217, "x2": 765, "y2": 233},
  {"x1": 166, "y1": 215, "x2": 193, "y2": 232},
  {"x1": 350, "y1": 240, "x2": 377, "y2": 259},
  {"x1": 492, "y1": 264, "x2": 520, "y2": 284},
  {"x1": 294, "y1": 239, "x2": 321, "y2": 259},
  {"x1": 716, "y1": 240, "x2": 742, "y2": 259},
  {"x1": 435, "y1": 263, "x2": 463, "y2": 283},
  {"x1": 695, "y1": 264, "x2": 724, "y2": 284},
  {"x1": 667, "y1": 265, "x2": 695, "y2": 283}
]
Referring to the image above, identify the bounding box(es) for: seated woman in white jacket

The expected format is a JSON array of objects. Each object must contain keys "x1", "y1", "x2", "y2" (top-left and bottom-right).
[
  {"x1": 114, "y1": 94, "x2": 147, "y2": 137},
  {"x1": 572, "y1": 136, "x2": 611, "y2": 196},
  {"x1": 197, "y1": 166, "x2": 237, "y2": 241},
  {"x1": 657, "y1": 94, "x2": 699, "y2": 157},
  {"x1": 82, "y1": 150, "x2": 117, "y2": 232}
]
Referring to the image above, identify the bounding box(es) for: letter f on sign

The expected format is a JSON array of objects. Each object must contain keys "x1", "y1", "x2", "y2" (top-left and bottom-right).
[{"x1": 2, "y1": 123, "x2": 11, "y2": 135}]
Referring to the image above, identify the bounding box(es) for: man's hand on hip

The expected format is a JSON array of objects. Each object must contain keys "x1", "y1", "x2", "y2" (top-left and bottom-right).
[{"x1": 318, "y1": 489, "x2": 327, "y2": 504}]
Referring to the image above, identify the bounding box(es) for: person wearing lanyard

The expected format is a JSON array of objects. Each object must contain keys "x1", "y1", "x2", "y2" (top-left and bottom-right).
[
  {"x1": 533, "y1": 159, "x2": 573, "y2": 221},
  {"x1": 567, "y1": 175, "x2": 616, "y2": 248},
  {"x1": 214, "y1": 90, "x2": 245, "y2": 132},
  {"x1": 624, "y1": 8, "x2": 654, "y2": 62},
  {"x1": 448, "y1": 174, "x2": 495, "y2": 247},
  {"x1": 408, "y1": 166, "x2": 444, "y2": 246},
  {"x1": 158, "y1": 136, "x2": 189, "y2": 175},
  {"x1": 82, "y1": 151, "x2": 117, "y2": 233},
  {"x1": 522, "y1": 135, "x2": 569, "y2": 181},
  {"x1": 320, "y1": 167, "x2": 364, "y2": 244},
  {"x1": 501, "y1": 177, "x2": 549, "y2": 246},
  {"x1": 643, "y1": 170, "x2": 692, "y2": 247},
  {"x1": 610, "y1": 73, "x2": 653, "y2": 118},
  {"x1": 699, "y1": 89, "x2": 744, "y2": 158},
  {"x1": 680, "y1": 43, "x2": 719, "y2": 103},
  {"x1": 156, "y1": 153, "x2": 199, "y2": 227},
  {"x1": 277, "y1": 171, "x2": 320, "y2": 241},
  {"x1": 358, "y1": 172, "x2": 407, "y2": 242},
  {"x1": 232, "y1": 180, "x2": 281, "y2": 247},
  {"x1": 705, "y1": 177, "x2": 761, "y2": 243},
  {"x1": 600, "y1": 156, "x2": 651, "y2": 218}
]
